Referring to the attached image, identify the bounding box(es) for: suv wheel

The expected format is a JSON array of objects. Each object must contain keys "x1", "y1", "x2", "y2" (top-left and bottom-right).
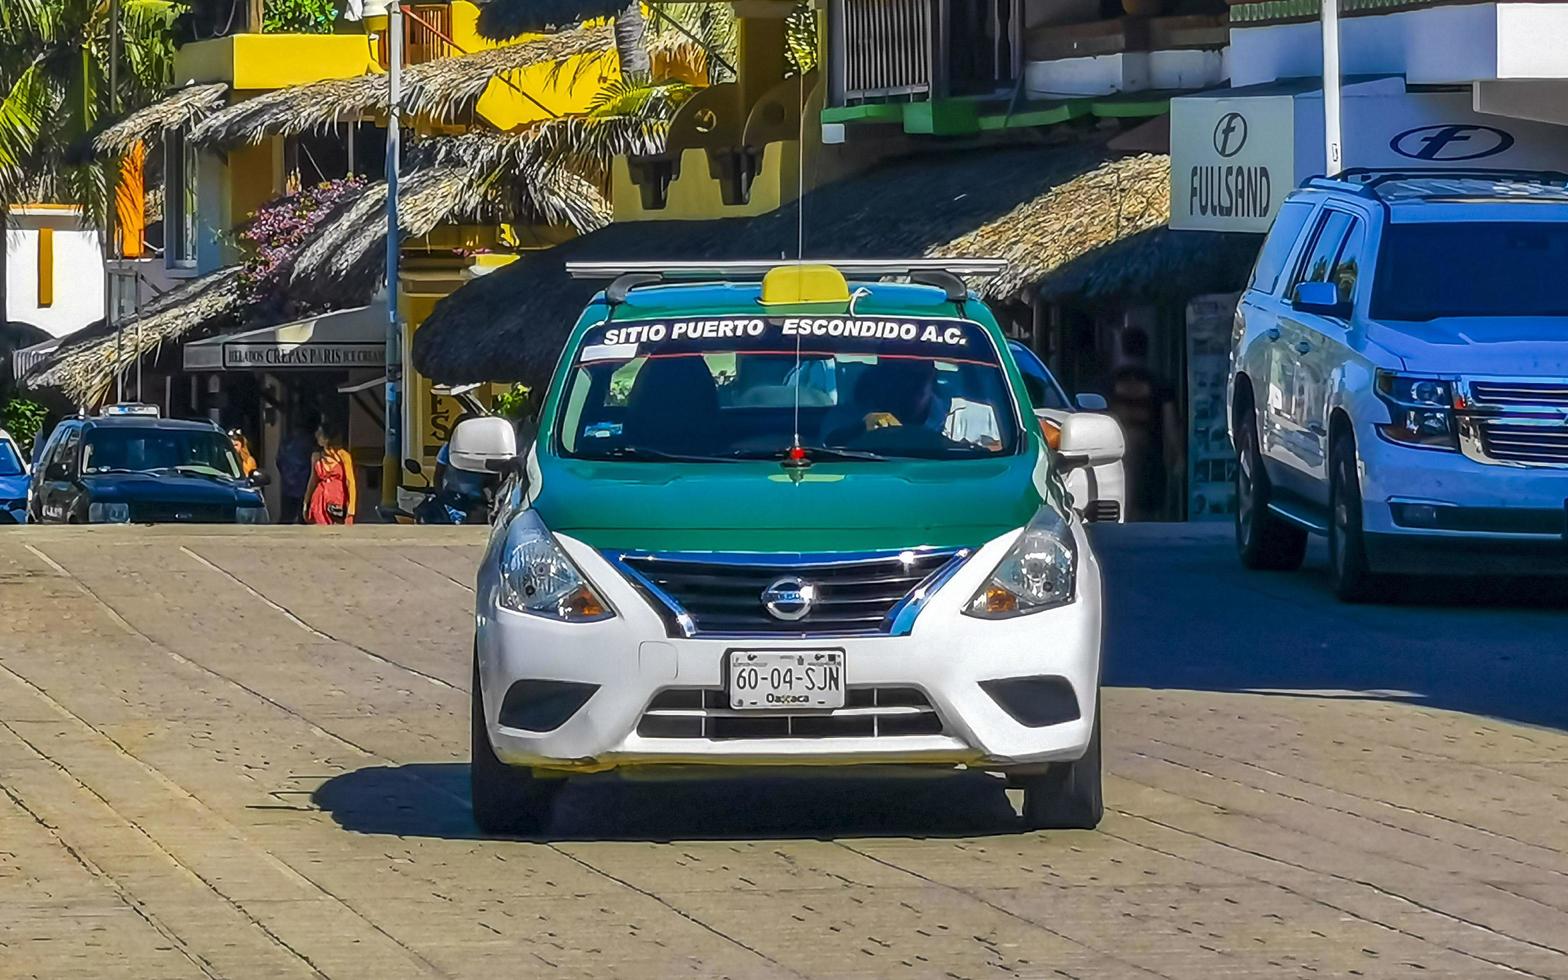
[
  {"x1": 1234, "y1": 407, "x2": 1307, "y2": 571},
  {"x1": 1019, "y1": 701, "x2": 1103, "y2": 831},
  {"x1": 1329, "y1": 436, "x2": 1385, "y2": 603},
  {"x1": 470, "y1": 658, "x2": 562, "y2": 836}
]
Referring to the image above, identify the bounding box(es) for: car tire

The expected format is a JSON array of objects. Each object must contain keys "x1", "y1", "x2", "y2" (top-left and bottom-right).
[
  {"x1": 1329, "y1": 435, "x2": 1386, "y2": 604},
  {"x1": 1019, "y1": 699, "x2": 1104, "y2": 831},
  {"x1": 1234, "y1": 406, "x2": 1308, "y2": 571},
  {"x1": 470, "y1": 658, "x2": 561, "y2": 836}
]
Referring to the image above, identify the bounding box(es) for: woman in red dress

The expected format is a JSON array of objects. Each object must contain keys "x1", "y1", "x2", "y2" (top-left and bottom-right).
[{"x1": 304, "y1": 421, "x2": 357, "y2": 525}]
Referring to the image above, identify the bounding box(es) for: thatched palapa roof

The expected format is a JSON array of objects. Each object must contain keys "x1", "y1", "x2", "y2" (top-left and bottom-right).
[
  {"x1": 411, "y1": 145, "x2": 1259, "y2": 386},
  {"x1": 187, "y1": 25, "x2": 613, "y2": 148},
  {"x1": 24, "y1": 268, "x2": 245, "y2": 406},
  {"x1": 90, "y1": 82, "x2": 229, "y2": 159}
]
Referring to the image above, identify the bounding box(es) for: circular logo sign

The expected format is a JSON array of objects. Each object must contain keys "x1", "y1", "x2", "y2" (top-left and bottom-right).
[
  {"x1": 761, "y1": 576, "x2": 816, "y2": 621},
  {"x1": 1213, "y1": 112, "x2": 1248, "y2": 158},
  {"x1": 1389, "y1": 124, "x2": 1515, "y2": 162}
]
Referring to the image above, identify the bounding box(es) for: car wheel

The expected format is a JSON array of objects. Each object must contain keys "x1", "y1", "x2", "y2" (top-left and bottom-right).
[
  {"x1": 1329, "y1": 436, "x2": 1385, "y2": 603},
  {"x1": 1234, "y1": 407, "x2": 1307, "y2": 571},
  {"x1": 1019, "y1": 699, "x2": 1104, "y2": 831},
  {"x1": 470, "y1": 657, "x2": 561, "y2": 836}
]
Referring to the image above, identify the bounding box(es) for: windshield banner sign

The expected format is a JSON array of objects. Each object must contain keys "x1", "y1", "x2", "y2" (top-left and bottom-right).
[{"x1": 584, "y1": 317, "x2": 993, "y2": 361}]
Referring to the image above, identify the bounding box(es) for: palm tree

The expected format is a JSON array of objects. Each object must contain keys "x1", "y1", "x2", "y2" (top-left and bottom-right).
[{"x1": 0, "y1": 0, "x2": 181, "y2": 330}]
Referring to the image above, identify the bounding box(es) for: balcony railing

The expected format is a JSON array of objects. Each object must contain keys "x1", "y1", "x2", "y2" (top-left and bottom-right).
[
  {"x1": 379, "y1": 4, "x2": 455, "y2": 67},
  {"x1": 839, "y1": 0, "x2": 936, "y2": 103}
]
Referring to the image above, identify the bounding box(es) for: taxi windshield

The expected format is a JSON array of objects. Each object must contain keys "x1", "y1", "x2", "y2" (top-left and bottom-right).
[
  {"x1": 557, "y1": 315, "x2": 1020, "y2": 461},
  {"x1": 83, "y1": 428, "x2": 243, "y2": 479}
]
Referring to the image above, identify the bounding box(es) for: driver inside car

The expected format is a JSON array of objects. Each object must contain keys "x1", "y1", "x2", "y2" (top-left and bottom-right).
[{"x1": 832, "y1": 360, "x2": 1001, "y2": 451}]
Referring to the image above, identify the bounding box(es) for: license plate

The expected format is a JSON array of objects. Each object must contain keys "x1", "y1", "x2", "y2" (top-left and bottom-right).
[{"x1": 728, "y1": 650, "x2": 845, "y2": 710}]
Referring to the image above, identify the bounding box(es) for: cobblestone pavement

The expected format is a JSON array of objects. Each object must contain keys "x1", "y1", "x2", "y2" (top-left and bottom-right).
[{"x1": 3, "y1": 523, "x2": 1568, "y2": 979}]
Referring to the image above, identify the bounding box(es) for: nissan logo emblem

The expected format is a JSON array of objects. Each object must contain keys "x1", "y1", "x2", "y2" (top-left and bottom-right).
[
  {"x1": 761, "y1": 576, "x2": 816, "y2": 622},
  {"x1": 1213, "y1": 112, "x2": 1248, "y2": 158},
  {"x1": 1390, "y1": 124, "x2": 1515, "y2": 162}
]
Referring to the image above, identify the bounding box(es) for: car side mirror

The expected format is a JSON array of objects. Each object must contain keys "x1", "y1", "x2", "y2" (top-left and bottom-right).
[
  {"x1": 450, "y1": 417, "x2": 519, "y2": 475},
  {"x1": 1075, "y1": 393, "x2": 1108, "y2": 412},
  {"x1": 45, "y1": 462, "x2": 68, "y2": 482},
  {"x1": 1056, "y1": 413, "x2": 1126, "y2": 469},
  {"x1": 249, "y1": 470, "x2": 271, "y2": 488},
  {"x1": 1291, "y1": 281, "x2": 1351, "y2": 318}
]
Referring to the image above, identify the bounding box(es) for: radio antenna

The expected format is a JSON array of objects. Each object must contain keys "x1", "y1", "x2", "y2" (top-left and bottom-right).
[{"x1": 788, "y1": 68, "x2": 807, "y2": 461}]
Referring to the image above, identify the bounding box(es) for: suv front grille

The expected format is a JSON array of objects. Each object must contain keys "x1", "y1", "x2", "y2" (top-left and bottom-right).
[
  {"x1": 637, "y1": 687, "x2": 944, "y2": 739},
  {"x1": 1470, "y1": 381, "x2": 1568, "y2": 408},
  {"x1": 129, "y1": 502, "x2": 235, "y2": 523},
  {"x1": 613, "y1": 549, "x2": 960, "y2": 635},
  {"x1": 1476, "y1": 420, "x2": 1568, "y2": 466}
]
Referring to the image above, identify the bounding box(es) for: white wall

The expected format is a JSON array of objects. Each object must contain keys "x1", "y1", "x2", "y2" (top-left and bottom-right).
[{"x1": 4, "y1": 210, "x2": 105, "y2": 339}]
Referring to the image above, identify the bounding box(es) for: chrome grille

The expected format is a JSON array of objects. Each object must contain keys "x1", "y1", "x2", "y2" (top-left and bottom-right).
[
  {"x1": 614, "y1": 550, "x2": 959, "y2": 635},
  {"x1": 1470, "y1": 381, "x2": 1568, "y2": 408},
  {"x1": 637, "y1": 687, "x2": 944, "y2": 739},
  {"x1": 1477, "y1": 420, "x2": 1568, "y2": 465}
]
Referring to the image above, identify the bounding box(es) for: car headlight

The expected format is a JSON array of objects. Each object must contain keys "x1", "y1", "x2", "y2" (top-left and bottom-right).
[
  {"x1": 87, "y1": 501, "x2": 131, "y2": 523},
  {"x1": 1375, "y1": 371, "x2": 1457, "y2": 450},
  {"x1": 236, "y1": 506, "x2": 268, "y2": 525},
  {"x1": 965, "y1": 506, "x2": 1077, "y2": 618},
  {"x1": 498, "y1": 510, "x2": 613, "y2": 622}
]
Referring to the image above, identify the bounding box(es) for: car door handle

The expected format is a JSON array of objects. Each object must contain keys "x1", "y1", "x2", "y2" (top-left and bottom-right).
[
  {"x1": 1295, "y1": 340, "x2": 1312, "y2": 354},
  {"x1": 1265, "y1": 327, "x2": 1281, "y2": 342}
]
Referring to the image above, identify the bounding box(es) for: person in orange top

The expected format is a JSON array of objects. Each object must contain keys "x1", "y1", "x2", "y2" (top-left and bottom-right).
[
  {"x1": 228, "y1": 429, "x2": 259, "y2": 478},
  {"x1": 304, "y1": 421, "x2": 357, "y2": 525}
]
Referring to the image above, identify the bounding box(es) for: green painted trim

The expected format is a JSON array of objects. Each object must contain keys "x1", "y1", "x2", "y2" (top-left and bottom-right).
[
  {"x1": 1230, "y1": 0, "x2": 1444, "y2": 24},
  {"x1": 975, "y1": 100, "x2": 1089, "y2": 131},
  {"x1": 820, "y1": 103, "x2": 906, "y2": 125},
  {"x1": 1090, "y1": 96, "x2": 1171, "y2": 118},
  {"x1": 902, "y1": 99, "x2": 981, "y2": 136}
]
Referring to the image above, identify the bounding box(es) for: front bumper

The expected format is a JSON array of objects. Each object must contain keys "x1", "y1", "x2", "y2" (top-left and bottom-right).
[
  {"x1": 475, "y1": 529, "x2": 1103, "y2": 774},
  {"x1": 1361, "y1": 433, "x2": 1568, "y2": 537}
]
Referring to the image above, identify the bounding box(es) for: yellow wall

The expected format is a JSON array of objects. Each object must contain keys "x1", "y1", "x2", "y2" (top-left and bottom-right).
[
  {"x1": 175, "y1": 34, "x2": 378, "y2": 89},
  {"x1": 472, "y1": 50, "x2": 620, "y2": 128}
]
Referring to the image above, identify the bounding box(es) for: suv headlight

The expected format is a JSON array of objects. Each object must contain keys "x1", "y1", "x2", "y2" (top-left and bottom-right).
[
  {"x1": 498, "y1": 510, "x2": 613, "y2": 622},
  {"x1": 965, "y1": 506, "x2": 1076, "y2": 618},
  {"x1": 1375, "y1": 371, "x2": 1457, "y2": 450},
  {"x1": 87, "y1": 501, "x2": 131, "y2": 523},
  {"x1": 236, "y1": 505, "x2": 268, "y2": 525}
]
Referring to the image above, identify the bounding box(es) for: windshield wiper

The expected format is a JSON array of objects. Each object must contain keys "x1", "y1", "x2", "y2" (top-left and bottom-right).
[
  {"x1": 594, "y1": 446, "x2": 744, "y2": 463},
  {"x1": 771, "y1": 446, "x2": 887, "y2": 463}
]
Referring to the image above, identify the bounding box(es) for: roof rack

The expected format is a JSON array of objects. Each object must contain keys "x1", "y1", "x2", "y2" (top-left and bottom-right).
[
  {"x1": 565, "y1": 258, "x2": 1007, "y2": 282},
  {"x1": 1307, "y1": 168, "x2": 1568, "y2": 199}
]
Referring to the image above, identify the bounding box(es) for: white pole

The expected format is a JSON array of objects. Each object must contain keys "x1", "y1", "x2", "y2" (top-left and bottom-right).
[
  {"x1": 383, "y1": 2, "x2": 403, "y2": 507},
  {"x1": 1321, "y1": 0, "x2": 1343, "y2": 175}
]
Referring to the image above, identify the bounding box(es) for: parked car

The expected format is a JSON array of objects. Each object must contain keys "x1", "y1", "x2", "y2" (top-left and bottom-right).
[
  {"x1": 454, "y1": 260, "x2": 1125, "y2": 834},
  {"x1": 1007, "y1": 340, "x2": 1126, "y2": 523},
  {"x1": 1229, "y1": 169, "x2": 1568, "y2": 600},
  {"x1": 0, "y1": 427, "x2": 28, "y2": 525},
  {"x1": 28, "y1": 406, "x2": 269, "y2": 525}
]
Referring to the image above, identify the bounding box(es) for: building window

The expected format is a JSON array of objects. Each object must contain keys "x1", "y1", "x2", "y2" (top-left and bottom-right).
[{"x1": 164, "y1": 129, "x2": 199, "y2": 269}]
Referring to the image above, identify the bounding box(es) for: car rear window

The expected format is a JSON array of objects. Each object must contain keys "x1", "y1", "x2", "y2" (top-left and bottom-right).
[
  {"x1": 1373, "y1": 221, "x2": 1568, "y2": 320},
  {"x1": 1249, "y1": 200, "x2": 1315, "y2": 294}
]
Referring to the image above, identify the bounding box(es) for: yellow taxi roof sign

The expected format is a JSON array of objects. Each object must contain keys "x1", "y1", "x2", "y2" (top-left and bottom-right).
[{"x1": 760, "y1": 264, "x2": 850, "y2": 306}]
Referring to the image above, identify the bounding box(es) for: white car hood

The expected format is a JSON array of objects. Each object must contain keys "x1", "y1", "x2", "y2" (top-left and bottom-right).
[{"x1": 1367, "y1": 318, "x2": 1568, "y2": 376}]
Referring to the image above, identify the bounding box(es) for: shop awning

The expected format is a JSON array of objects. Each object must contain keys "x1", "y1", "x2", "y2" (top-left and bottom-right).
[
  {"x1": 184, "y1": 305, "x2": 386, "y2": 372},
  {"x1": 11, "y1": 338, "x2": 59, "y2": 381}
]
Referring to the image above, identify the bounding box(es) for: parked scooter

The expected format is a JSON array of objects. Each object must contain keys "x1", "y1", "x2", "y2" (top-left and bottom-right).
[{"x1": 376, "y1": 458, "x2": 494, "y2": 525}]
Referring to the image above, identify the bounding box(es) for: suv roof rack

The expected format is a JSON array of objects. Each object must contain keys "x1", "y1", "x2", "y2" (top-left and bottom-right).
[
  {"x1": 1306, "y1": 168, "x2": 1568, "y2": 200},
  {"x1": 567, "y1": 258, "x2": 1007, "y2": 283}
]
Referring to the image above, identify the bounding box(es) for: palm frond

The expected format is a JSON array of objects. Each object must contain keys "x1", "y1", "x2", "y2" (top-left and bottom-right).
[{"x1": 0, "y1": 63, "x2": 50, "y2": 174}]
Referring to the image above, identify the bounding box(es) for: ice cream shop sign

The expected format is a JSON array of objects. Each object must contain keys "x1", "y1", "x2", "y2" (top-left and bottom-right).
[{"x1": 1171, "y1": 79, "x2": 1568, "y2": 232}]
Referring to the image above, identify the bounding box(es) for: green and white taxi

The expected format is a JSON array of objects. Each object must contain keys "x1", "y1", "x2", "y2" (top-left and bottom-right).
[{"x1": 449, "y1": 260, "x2": 1124, "y2": 834}]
